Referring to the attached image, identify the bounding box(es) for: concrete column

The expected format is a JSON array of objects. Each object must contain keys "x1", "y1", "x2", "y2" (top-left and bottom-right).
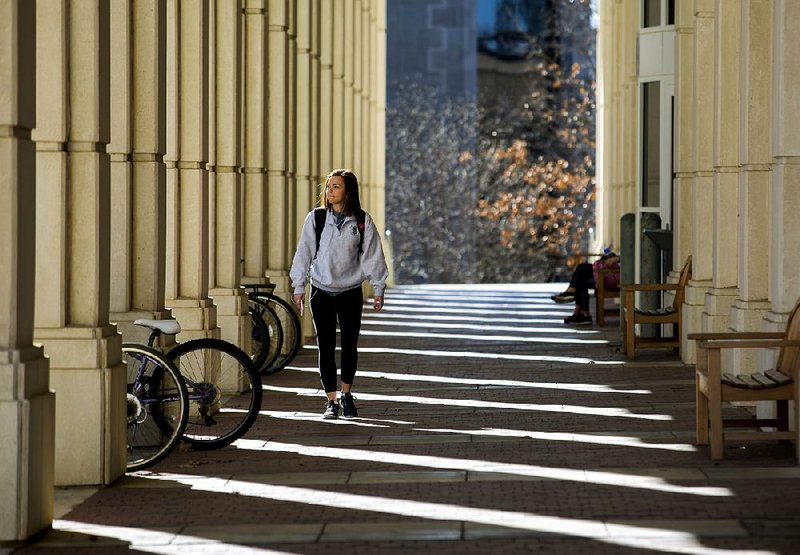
[
  {"x1": 352, "y1": 0, "x2": 363, "y2": 184},
  {"x1": 621, "y1": 0, "x2": 637, "y2": 213},
  {"x1": 683, "y1": 0, "x2": 716, "y2": 363},
  {"x1": 728, "y1": 0, "x2": 772, "y2": 371},
  {"x1": 332, "y1": 0, "x2": 345, "y2": 166},
  {"x1": 34, "y1": 0, "x2": 126, "y2": 485},
  {"x1": 343, "y1": 0, "x2": 355, "y2": 167},
  {"x1": 310, "y1": 0, "x2": 322, "y2": 188},
  {"x1": 242, "y1": 0, "x2": 269, "y2": 285},
  {"x1": 319, "y1": 0, "x2": 333, "y2": 177},
  {"x1": 702, "y1": 0, "x2": 741, "y2": 333},
  {"x1": 372, "y1": 0, "x2": 387, "y2": 233},
  {"x1": 758, "y1": 0, "x2": 800, "y2": 420},
  {"x1": 360, "y1": 1, "x2": 371, "y2": 208},
  {"x1": 286, "y1": 0, "x2": 298, "y2": 252},
  {"x1": 296, "y1": 0, "x2": 314, "y2": 235},
  {"x1": 165, "y1": 0, "x2": 219, "y2": 341},
  {"x1": 766, "y1": 0, "x2": 800, "y2": 324},
  {"x1": 209, "y1": 0, "x2": 249, "y2": 350},
  {"x1": 673, "y1": 0, "x2": 694, "y2": 274},
  {"x1": 0, "y1": 0, "x2": 56, "y2": 539},
  {"x1": 109, "y1": 0, "x2": 172, "y2": 346},
  {"x1": 267, "y1": 0, "x2": 291, "y2": 294}
]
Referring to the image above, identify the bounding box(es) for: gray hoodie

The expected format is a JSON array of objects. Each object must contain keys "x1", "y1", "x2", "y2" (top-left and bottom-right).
[{"x1": 290, "y1": 209, "x2": 389, "y2": 296}]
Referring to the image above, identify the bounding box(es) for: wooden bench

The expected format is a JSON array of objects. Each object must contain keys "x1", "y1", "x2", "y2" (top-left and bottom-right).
[
  {"x1": 689, "y1": 299, "x2": 800, "y2": 462},
  {"x1": 621, "y1": 256, "x2": 692, "y2": 359}
]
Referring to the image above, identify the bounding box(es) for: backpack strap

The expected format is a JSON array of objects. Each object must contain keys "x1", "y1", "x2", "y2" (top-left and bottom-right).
[
  {"x1": 355, "y1": 209, "x2": 366, "y2": 254},
  {"x1": 313, "y1": 207, "x2": 327, "y2": 254}
]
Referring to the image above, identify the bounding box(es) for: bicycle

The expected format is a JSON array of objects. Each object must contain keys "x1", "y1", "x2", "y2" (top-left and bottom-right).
[
  {"x1": 244, "y1": 283, "x2": 302, "y2": 375},
  {"x1": 248, "y1": 295, "x2": 283, "y2": 373},
  {"x1": 125, "y1": 318, "x2": 263, "y2": 470}
]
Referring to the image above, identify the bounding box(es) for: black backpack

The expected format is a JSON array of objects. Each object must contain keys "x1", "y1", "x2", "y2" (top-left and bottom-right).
[{"x1": 314, "y1": 207, "x2": 366, "y2": 255}]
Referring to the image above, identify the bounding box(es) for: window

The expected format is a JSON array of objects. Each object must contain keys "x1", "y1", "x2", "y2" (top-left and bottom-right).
[
  {"x1": 641, "y1": 81, "x2": 660, "y2": 207},
  {"x1": 643, "y1": 0, "x2": 661, "y2": 28}
]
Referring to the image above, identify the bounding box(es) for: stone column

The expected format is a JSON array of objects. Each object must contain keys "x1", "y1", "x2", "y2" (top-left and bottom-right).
[
  {"x1": 360, "y1": 0, "x2": 371, "y2": 209},
  {"x1": 765, "y1": 0, "x2": 800, "y2": 327},
  {"x1": 701, "y1": 0, "x2": 741, "y2": 333},
  {"x1": 343, "y1": 0, "x2": 355, "y2": 167},
  {"x1": 296, "y1": 0, "x2": 314, "y2": 233},
  {"x1": 372, "y1": 0, "x2": 387, "y2": 233},
  {"x1": 34, "y1": 0, "x2": 126, "y2": 485},
  {"x1": 621, "y1": 1, "x2": 638, "y2": 214},
  {"x1": 673, "y1": 0, "x2": 694, "y2": 274},
  {"x1": 728, "y1": 0, "x2": 772, "y2": 371},
  {"x1": 319, "y1": 0, "x2": 333, "y2": 175},
  {"x1": 165, "y1": 0, "x2": 219, "y2": 341},
  {"x1": 286, "y1": 0, "x2": 298, "y2": 251},
  {"x1": 266, "y1": 0, "x2": 291, "y2": 294},
  {"x1": 352, "y1": 0, "x2": 363, "y2": 184},
  {"x1": 310, "y1": 0, "x2": 322, "y2": 189},
  {"x1": 242, "y1": 1, "x2": 269, "y2": 285},
  {"x1": 109, "y1": 0, "x2": 172, "y2": 346},
  {"x1": 0, "y1": 0, "x2": 56, "y2": 540},
  {"x1": 209, "y1": 0, "x2": 249, "y2": 350},
  {"x1": 332, "y1": 0, "x2": 345, "y2": 166},
  {"x1": 682, "y1": 0, "x2": 716, "y2": 363}
]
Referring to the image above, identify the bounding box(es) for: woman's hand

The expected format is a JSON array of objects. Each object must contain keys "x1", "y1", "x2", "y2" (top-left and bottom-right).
[
  {"x1": 293, "y1": 293, "x2": 305, "y2": 316},
  {"x1": 373, "y1": 295, "x2": 384, "y2": 312}
]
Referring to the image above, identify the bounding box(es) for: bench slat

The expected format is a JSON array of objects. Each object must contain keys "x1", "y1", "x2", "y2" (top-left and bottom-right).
[
  {"x1": 722, "y1": 372, "x2": 765, "y2": 389},
  {"x1": 765, "y1": 369, "x2": 793, "y2": 385},
  {"x1": 751, "y1": 373, "x2": 780, "y2": 388}
]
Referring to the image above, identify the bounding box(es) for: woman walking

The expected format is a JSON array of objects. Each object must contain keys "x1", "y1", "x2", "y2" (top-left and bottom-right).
[{"x1": 289, "y1": 169, "x2": 389, "y2": 419}]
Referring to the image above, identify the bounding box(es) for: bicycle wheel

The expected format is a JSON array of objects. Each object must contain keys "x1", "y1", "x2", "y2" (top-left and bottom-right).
[
  {"x1": 249, "y1": 298, "x2": 283, "y2": 374},
  {"x1": 123, "y1": 344, "x2": 189, "y2": 472},
  {"x1": 166, "y1": 338, "x2": 262, "y2": 450},
  {"x1": 256, "y1": 293, "x2": 302, "y2": 374}
]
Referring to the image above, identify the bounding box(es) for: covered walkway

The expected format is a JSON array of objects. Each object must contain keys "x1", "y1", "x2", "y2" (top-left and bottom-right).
[{"x1": 11, "y1": 284, "x2": 800, "y2": 554}]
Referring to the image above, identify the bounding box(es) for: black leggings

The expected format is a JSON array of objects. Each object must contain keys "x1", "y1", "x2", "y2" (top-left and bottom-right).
[
  {"x1": 569, "y1": 263, "x2": 595, "y2": 312},
  {"x1": 310, "y1": 285, "x2": 364, "y2": 393}
]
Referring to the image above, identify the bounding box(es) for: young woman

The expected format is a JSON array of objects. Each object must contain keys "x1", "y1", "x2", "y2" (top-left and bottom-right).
[
  {"x1": 289, "y1": 169, "x2": 389, "y2": 419},
  {"x1": 552, "y1": 250, "x2": 620, "y2": 325}
]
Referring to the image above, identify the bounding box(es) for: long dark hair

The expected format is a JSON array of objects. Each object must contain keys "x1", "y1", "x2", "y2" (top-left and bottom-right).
[{"x1": 321, "y1": 168, "x2": 361, "y2": 216}]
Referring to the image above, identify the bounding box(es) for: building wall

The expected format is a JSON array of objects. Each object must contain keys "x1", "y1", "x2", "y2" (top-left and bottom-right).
[
  {"x1": 0, "y1": 0, "x2": 386, "y2": 541},
  {"x1": 597, "y1": 0, "x2": 800, "y2": 368}
]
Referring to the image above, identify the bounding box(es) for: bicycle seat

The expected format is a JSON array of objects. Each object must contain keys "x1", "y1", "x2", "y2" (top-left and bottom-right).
[{"x1": 133, "y1": 319, "x2": 182, "y2": 335}]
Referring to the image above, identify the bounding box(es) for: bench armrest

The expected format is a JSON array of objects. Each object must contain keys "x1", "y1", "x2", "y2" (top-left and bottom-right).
[
  {"x1": 688, "y1": 332, "x2": 786, "y2": 341},
  {"x1": 621, "y1": 283, "x2": 681, "y2": 292},
  {"x1": 696, "y1": 339, "x2": 800, "y2": 350}
]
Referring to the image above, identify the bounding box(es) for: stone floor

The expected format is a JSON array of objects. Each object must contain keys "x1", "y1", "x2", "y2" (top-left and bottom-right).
[{"x1": 5, "y1": 284, "x2": 800, "y2": 554}]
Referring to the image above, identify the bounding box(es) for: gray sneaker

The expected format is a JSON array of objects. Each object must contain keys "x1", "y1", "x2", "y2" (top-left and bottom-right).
[
  {"x1": 323, "y1": 400, "x2": 339, "y2": 419},
  {"x1": 340, "y1": 393, "x2": 358, "y2": 419}
]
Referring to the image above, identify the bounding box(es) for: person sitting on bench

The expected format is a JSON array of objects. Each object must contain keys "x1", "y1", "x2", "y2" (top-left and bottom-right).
[{"x1": 551, "y1": 250, "x2": 620, "y2": 325}]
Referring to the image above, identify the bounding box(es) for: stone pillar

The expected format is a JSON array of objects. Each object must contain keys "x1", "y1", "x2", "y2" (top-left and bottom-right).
[
  {"x1": 765, "y1": 0, "x2": 800, "y2": 328},
  {"x1": 372, "y1": 0, "x2": 387, "y2": 234},
  {"x1": 34, "y1": 0, "x2": 126, "y2": 485},
  {"x1": 310, "y1": 0, "x2": 322, "y2": 189},
  {"x1": 352, "y1": 0, "x2": 363, "y2": 185},
  {"x1": 319, "y1": 0, "x2": 333, "y2": 176},
  {"x1": 296, "y1": 0, "x2": 314, "y2": 233},
  {"x1": 701, "y1": 0, "x2": 741, "y2": 333},
  {"x1": 343, "y1": 0, "x2": 355, "y2": 167},
  {"x1": 286, "y1": 1, "x2": 298, "y2": 252},
  {"x1": 242, "y1": 1, "x2": 269, "y2": 286},
  {"x1": 621, "y1": 1, "x2": 638, "y2": 214},
  {"x1": 360, "y1": 1, "x2": 372, "y2": 209},
  {"x1": 728, "y1": 0, "x2": 772, "y2": 371},
  {"x1": 0, "y1": 0, "x2": 56, "y2": 540},
  {"x1": 595, "y1": 0, "x2": 612, "y2": 249},
  {"x1": 332, "y1": 0, "x2": 345, "y2": 166},
  {"x1": 266, "y1": 0, "x2": 291, "y2": 294},
  {"x1": 673, "y1": 0, "x2": 694, "y2": 274},
  {"x1": 165, "y1": 0, "x2": 219, "y2": 341},
  {"x1": 109, "y1": 0, "x2": 172, "y2": 346},
  {"x1": 682, "y1": 0, "x2": 716, "y2": 363},
  {"x1": 758, "y1": 0, "x2": 800, "y2": 420},
  {"x1": 209, "y1": 0, "x2": 249, "y2": 350}
]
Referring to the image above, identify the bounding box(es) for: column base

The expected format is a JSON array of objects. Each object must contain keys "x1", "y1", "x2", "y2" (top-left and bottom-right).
[
  {"x1": 725, "y1": 299, "x2": 772, "y2": 378},
  {"x1": 701, "y1": 286, "x2": 739, "y2": 332},
  {"x1": 682, "y1": 280, "x2": 712, "y2": 363},
  {"x1": 209, "y1": 287, "x2": 251, "y2": 353},
  {"x1": 265, "y1": 270, "x2": 290, "y2": 297},
  {"x1": 0, "y1": 347, "x2": 55, "y2": 540},
  {"x1": 166, "y1": 298, "x2": 220, "y2": 342},
  {"x1": 34, "y1": 324, "x2": 126, "y2": 486}
]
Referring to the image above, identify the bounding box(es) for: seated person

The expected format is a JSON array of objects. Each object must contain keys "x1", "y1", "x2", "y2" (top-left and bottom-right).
[{"x1": 551, "y1": 250, "x2": 620, "y2": 325}]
